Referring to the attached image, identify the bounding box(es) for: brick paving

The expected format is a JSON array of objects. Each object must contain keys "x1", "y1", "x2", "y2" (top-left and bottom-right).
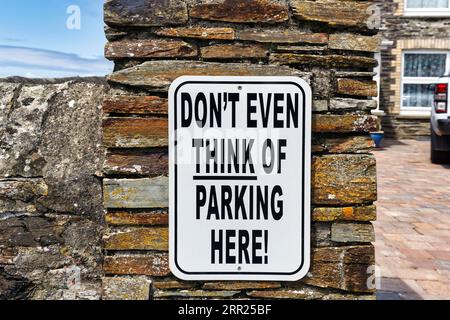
[{"x1": 373, "y1": 139, "x2": 450, "y2": 300}]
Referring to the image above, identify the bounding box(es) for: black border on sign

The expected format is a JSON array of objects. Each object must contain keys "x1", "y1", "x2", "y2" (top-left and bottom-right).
[{"x1": 173, "y1": 80, "x2": 307, "y2": 276}]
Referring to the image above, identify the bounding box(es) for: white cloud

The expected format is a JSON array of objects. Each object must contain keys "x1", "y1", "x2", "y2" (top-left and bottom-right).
[{"x1": 0, "y1": 45, "x2": 113, "y2": 78}]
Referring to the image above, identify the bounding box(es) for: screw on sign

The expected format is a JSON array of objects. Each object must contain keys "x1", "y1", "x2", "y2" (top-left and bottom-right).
[{"x1": 169, "y1": 76, "x2": 312, "y2": 281}]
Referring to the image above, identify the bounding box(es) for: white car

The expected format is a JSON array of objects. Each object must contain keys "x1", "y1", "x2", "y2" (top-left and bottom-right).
[{"x1": 431, "y1": 81, "x2": 450, "y2": 164}]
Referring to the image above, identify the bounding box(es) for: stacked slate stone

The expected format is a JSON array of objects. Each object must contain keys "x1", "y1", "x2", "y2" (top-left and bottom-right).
[{"x1": 102, "y1": 0, "x2": 379, "y2": 300}]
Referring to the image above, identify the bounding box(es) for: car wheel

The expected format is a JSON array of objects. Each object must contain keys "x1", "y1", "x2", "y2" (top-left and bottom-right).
[{"x1": 431, "y1": 128, "x2": 450, "y2": 164}]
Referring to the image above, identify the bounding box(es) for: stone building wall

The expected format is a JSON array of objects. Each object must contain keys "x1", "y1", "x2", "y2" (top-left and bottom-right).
[
  {"x1": 375, "y1": 0, "x2": 450, "y2": 138},
  {"x1": 101, "y1": 0, "x2": 380, "y2": 300},
  {"x1": 0, "y1": 78, "x2": 108, "y2": 299}
]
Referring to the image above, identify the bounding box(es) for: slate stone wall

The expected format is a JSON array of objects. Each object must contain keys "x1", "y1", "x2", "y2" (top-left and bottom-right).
[
  {"x1": 102, "y1": 0, "x2": 380, "y2": 300},
  {"x1": 0, "y1": 78, "x2": 108, "y2": 299}
]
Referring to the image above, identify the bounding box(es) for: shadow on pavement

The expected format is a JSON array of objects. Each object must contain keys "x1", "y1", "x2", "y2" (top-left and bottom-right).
[
  {"x1": 373, "y1": 139, "x2": 409, "y2": 151},
  {"x1": 377, "y1": 278, "x2": 423, "y2": 300}
]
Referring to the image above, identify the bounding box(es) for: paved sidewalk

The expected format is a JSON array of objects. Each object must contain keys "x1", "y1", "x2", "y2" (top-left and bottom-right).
[{"x1": 373, "y1": 139, "x2": 450, "y2": 300}]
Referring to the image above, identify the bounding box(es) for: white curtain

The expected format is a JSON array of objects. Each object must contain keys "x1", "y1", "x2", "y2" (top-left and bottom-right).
[
  {"x1": 404, "y1": 53, "x2": 447, "y2": 77},
  {"x1": 407, "y1": 0, "x2": 449, "y2": 8},
  {"x1": 403, "y1": 84, "x2": 434, "y2": 107}
]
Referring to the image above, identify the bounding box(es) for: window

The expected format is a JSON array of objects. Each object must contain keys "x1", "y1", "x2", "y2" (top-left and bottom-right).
[
  {"x1": 405, "y1": 0, "x2": 450, "y2": 16},
  {"x1": 401, "y1": 51, "x2": 450, "y2": 113}
]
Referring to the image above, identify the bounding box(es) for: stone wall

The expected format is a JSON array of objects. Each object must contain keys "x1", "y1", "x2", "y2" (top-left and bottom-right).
[
  {"x1": 0, "y1": 78, "x2": 108, "y2": 299},
  {"x1": 381, "y1": 116, "x2": 431, "y2": 139},
  {"x1": 375, "y1": 0, "x2": 450, "y2": 138},
  {"x1": 102, "y1": 0, "x2": 379, "y2": 300}
]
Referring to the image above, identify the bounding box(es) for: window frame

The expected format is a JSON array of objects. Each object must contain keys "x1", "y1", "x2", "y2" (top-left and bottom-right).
[
  {"x1": 400, "y1": 50, "x2": 450, "y2": 114},
  {"x1": 372, "y1": 52, "x2": 382, "y2": 114},
  {"x1": 404, "y1": 0, "x2": 450, "y2": 17}
]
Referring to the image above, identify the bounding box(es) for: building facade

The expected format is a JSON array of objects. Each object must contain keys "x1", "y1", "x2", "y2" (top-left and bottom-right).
[{"x1": 376, "y1": 0, "x2": 450, "y2": 138}]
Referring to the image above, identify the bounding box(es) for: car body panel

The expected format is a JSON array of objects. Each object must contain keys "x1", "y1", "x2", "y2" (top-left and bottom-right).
[{"x1": 432, "y1": 76, "x2": 450, "y2": 138}]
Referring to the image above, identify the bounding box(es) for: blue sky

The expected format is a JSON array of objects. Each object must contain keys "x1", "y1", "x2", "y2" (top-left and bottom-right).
[{"x1": 0, "y1": 0, "x2": 113, "y2": 78}]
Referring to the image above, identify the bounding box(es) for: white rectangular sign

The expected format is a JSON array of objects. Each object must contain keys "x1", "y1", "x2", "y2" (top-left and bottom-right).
[{"x1": 169, "y1": 76, "x2": 311, "y2": 281}]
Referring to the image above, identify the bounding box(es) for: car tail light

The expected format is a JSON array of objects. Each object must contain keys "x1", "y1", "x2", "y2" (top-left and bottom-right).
[{"x1": 434, "y1": 83, "x2": 448, "y2": 113}]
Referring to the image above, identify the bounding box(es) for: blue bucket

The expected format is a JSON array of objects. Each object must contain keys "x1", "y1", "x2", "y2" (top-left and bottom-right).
[{"x1": 370, "y1": 132, "x2": 384, "y2": 148}]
